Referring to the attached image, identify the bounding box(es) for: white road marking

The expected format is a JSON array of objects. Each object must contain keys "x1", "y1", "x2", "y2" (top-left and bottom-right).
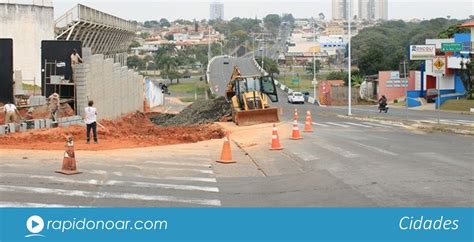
[
  {"x1": 343, "y1": 122, "x2": 373, "y2": 128},
  {"x1": 313, "y1": 142, "x2": 360, "y2": 158},
  {"x1": 362, "y1": 122, "x2": 387, "y2": 128},
  {"x1": 0, "y1": 185, "x2": 222, "y2": 206},
  {"x1": 0, "y1": 202, "x2": 89, "y2": 208},
  {"x1": 144, "y1": 161, "x2": 212, "y2": 168},
  {"x1": 117, "y1": 165, "x2": 214, "y2": 174},
  {"x1": 415, "y1": 152, "x2": 471, "y2": 170},
  {"x1": 80, "y1": 170, "x2": 217, "y2": 183},
  {"x1": 0, "y1": 173, "x2": 218, "y2": 192},
  {"x1": 326, "y1": 122, "x2": 350, "y2": 128},
  {"x1": 454, "y1": 119, "x2": 474, "y2": 124},
  {"x1": 290, "y1": 150, "x2": 319, "y2": 161},
  {"x1": 105, "y1": 180, "x2": 219, "y2": 192},
  {"x1": 440, "y1": 119, "x2": 474, "y2": 126},
  {"x1": 352, "y1": 143, "x2": 398, "y2": 156},
  {"x1": 312, "y1": 122, "x2": 329, "y2": 127}
]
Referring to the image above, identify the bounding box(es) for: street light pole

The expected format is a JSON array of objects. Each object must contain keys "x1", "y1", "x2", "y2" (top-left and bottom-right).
[
  {"x1": 262, "y1": 34, "x2": 265, "y2": 72},
  {"x1": 347, "y1": 0, "x2": 352, "y2": 116},
  {"x1": 207, "y1": 25, "x2": 211, "y2": 64},
  {"x1": 252, "y1": 34, "x2": 255, "y2": 59},
  {"x1": 313, "y1": 21, "x2": 318, "y2": 104}
]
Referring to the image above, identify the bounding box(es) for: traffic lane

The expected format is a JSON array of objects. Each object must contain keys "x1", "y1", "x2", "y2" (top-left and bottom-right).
[
  {"x1": 278, "y1": 121, "x2": 473, "y2": 206},
  {"x1": 208, "y1": 57, "x2": 261, "y2": 97}
]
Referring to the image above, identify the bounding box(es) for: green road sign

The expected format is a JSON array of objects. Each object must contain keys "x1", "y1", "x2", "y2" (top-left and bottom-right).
[
  {"x1": 441, "y1": 43, "x2": 462, "y2": 52},
  {"x1": 292, "y1": 78, "x2": 300, "y2": 84}
]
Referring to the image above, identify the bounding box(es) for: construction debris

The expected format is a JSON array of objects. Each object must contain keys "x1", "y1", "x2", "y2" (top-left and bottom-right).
[{"x1": 150, "y1": 97, "x2": 232, "y2": 126}]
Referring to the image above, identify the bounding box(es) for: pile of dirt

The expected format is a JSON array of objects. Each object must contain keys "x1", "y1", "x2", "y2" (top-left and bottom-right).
[
  {"x1": 0, "y1": 112, "x2": 225, "y2": 150},
  {"x1": 150, "y1": 97, "x2": 232, "y2": 126}
]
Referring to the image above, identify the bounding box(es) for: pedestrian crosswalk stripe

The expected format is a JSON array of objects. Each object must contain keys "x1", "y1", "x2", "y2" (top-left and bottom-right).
[
  {"x1": 0, "y1": 202, "x2": 90, "y2": 208},
  {"x1": 312, "y1": 122, "x2": 329, "y2": 127},
  {"x1": 312, "y1": 142, "x2": 360, "y2": 158},
  {"x1": 352, "y1": 143, "x2": 398, "y2": 156},
  {"x1": 362, "y1": 122, "x2": 386, "y2": 127},
  {"x1": 0, "y1": 173, "x2": 218, "y2": 192},
  {"x1": 87, "y1": 170, "x2": 217, "y2": 183},
  {"x1": 343, "y1": 122, "x2": 373, "y2": 128},
  {"x1": 325, "y1": 122, "x2": 350, "y2": 128},
  {"x1": 144, "y1": 161, "x2": 212, "y2": 168},
  {"x1": 0, "y1": 185, "x2": 222, "y2": 207},
  {"x1": 115, "y1": 165, "x2": 214, "y2": 174}
]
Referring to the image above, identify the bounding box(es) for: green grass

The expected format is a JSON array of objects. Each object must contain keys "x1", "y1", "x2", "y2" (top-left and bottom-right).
[
  {"x1": 22, "y1": 83, "x2": 41, "y2": 91},
  {"x1": 168, "y1": 79, "x2": 208, "y2": 101},
  {"x1": 276, "y1": 73, "x2": 325, "y2": 92},
  {"x1": 440, "y1": 99, "x2": 474, "y2": 112}
]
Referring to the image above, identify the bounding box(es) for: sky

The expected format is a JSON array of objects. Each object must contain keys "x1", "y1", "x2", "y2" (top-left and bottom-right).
[{"x1": 52, "y1": 0, "x2": 474, "y2": 22}]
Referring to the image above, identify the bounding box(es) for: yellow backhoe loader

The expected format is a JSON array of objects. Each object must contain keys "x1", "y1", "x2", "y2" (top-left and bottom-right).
[{"x1": 225, "y1": 66, "x2": 280, "y2": 126}]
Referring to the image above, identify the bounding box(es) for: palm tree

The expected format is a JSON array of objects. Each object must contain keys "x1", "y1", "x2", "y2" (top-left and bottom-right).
[{"x1": 351, "y1": 75, "x2": 365, "y2": 87}]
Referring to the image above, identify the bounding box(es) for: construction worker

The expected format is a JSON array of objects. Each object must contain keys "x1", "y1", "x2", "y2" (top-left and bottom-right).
[
  {"x1": 70, "y1": 49, "x2": 83, "y2": 82},
  {"x1": 3, "y1": 101, "x2": 21, "y2": 124},
  {"x1": 84, "y1": 100, "x2": 98, "y2": 144},
  {"x1": 48, "y1": 93, "x2": 60, "y2": 122}
]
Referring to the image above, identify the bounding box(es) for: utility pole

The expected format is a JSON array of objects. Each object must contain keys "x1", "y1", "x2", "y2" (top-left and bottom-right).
[
  {"x1": 252, "y1": 34, "x2": 255, "y2": 59},
  {"x1": 312, "y1": 21, "x2": 318, "y2": 104},
  {"x1": 347, "y1": 0, "x2": 352, "y2": 116},
  {"x1": 262, "y1": 34, "x2": 265, "y2": 72},
  {"x1": 207, "y1": 25, "x2": 211, "y2": 64}
]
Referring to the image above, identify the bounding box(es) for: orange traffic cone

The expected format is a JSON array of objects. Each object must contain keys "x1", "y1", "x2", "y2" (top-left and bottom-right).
[
  {"x1": 216, "y1": 131, "x2": 235, "y2": 164},
  {"x1": 270, "y1": 124, "x2": 283, "y2": 150},
  {"x1": 290, "y1": 119, "x2": 303, "y2": 140},
  {"x1": 56, "y1": 135, "x2": 81, "y2": 175},
  {"x1": 293, "y1": 108, "x2": 298, "y2": 121},
  {"x1": 303, "y1": 111, "x2": 313, "y2": 132}
]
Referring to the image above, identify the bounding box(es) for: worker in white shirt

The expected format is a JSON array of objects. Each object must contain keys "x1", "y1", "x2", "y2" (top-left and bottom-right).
[
  {"x1": 70, "y1": 49, "x2": 83, "y2": 82},
  {"x1": 3, "y1": 102, "x2": 21, "y2": 124},
  {"x1": 84, "y1": 100, "x2": 98, "y2": 144}
]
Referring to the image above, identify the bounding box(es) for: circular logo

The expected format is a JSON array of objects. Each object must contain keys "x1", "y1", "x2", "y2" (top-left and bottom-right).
[{"x1": 26, "y1": 215, "x2": 44, "y2": 234}]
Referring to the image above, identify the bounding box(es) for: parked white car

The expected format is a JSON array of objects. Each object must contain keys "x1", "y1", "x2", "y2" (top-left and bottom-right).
[{"x1": 288, "y1": 92, "x2": 305, "y2": 104}]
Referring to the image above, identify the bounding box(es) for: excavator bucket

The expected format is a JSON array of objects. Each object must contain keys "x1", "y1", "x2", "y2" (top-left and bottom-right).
[{"x1": 234, "y1": 108, "x2": 280, "y2": 126}]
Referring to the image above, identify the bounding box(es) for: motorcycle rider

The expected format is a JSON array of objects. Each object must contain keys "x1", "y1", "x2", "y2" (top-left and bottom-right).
[{"x1": 378, "y1": 95, "x2": 388, "y2": 112}]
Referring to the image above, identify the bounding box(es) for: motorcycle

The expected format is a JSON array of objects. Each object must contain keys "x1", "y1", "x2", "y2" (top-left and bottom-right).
[{"x1": 378, "y1": 103, "x2": 389, "y2": 113}]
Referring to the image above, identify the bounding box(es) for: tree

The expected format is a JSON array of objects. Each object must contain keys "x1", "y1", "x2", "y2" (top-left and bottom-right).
[
  {"x1": 459, "y1": 61, "x2": 473, "y2": 99},
  {"x1": 351, "y1": 18, "x2": 464, "y2": 74},
  {"x1": 129, "y1": 40, "x2": 140, "y2": 50},
  {"x1": 281, "y1": 13, "x2": 295, "y2": 25},
  {"x1": 127, "y1": 55, "x2": 145, "y2": 69},
  {"x1": 305, "y1": 60, "x2": 322, "y2": 75},
  {"x1": 139, "y1": 32, "x2": 150, "y2": 39},
  {"x1": 256, "y1": 56, "x2": 279, "y2": 76},
  {"x1": 263, "y1": 14, "x2": 281, "y2": 36},
  {"x1": 159, "y1": 18, "x2": 171, "y2": 28},
  {"x1": 351, "y1": 75, "x2": 365, "y2": 87},
  {"x1": 357, "y1": 47, "x2": 385, "y2": 75},
  {"x1": 438, "y1": 24, "x2": 469, "y2": 38},
  {"x1": 327, "y1": 71, "x2": 346, "y2": 81}
]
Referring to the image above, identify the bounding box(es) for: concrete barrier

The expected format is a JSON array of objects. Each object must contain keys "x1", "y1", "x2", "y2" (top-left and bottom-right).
[
  {"x1": 0, "y1": 125, "x2": 6, "y2": 135},
  {"x1": 20, "y1": 123, "x2": 27, "y2": 132},
  {"x1": 471, "y1": 108, "x2": 474, "y2": 113},
  {"x1": 7, "y1": 123, "x2": 15, "y2": 133}
]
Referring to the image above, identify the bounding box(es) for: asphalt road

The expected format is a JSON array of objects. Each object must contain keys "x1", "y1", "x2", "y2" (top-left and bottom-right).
[{"x1": 206, "y1": 56, "x2": 473, "y2": 207}]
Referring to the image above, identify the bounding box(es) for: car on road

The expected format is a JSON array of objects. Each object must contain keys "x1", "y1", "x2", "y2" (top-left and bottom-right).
[
  {"x1": 425, "y1": 88, "x2": 438, "y2": 103},
  {"x1": 223, "y1": 55, "x2": 229, "y2": 64},
  {"x1": 288, "y1": 92, "x2": 305, "y2": 104}
]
